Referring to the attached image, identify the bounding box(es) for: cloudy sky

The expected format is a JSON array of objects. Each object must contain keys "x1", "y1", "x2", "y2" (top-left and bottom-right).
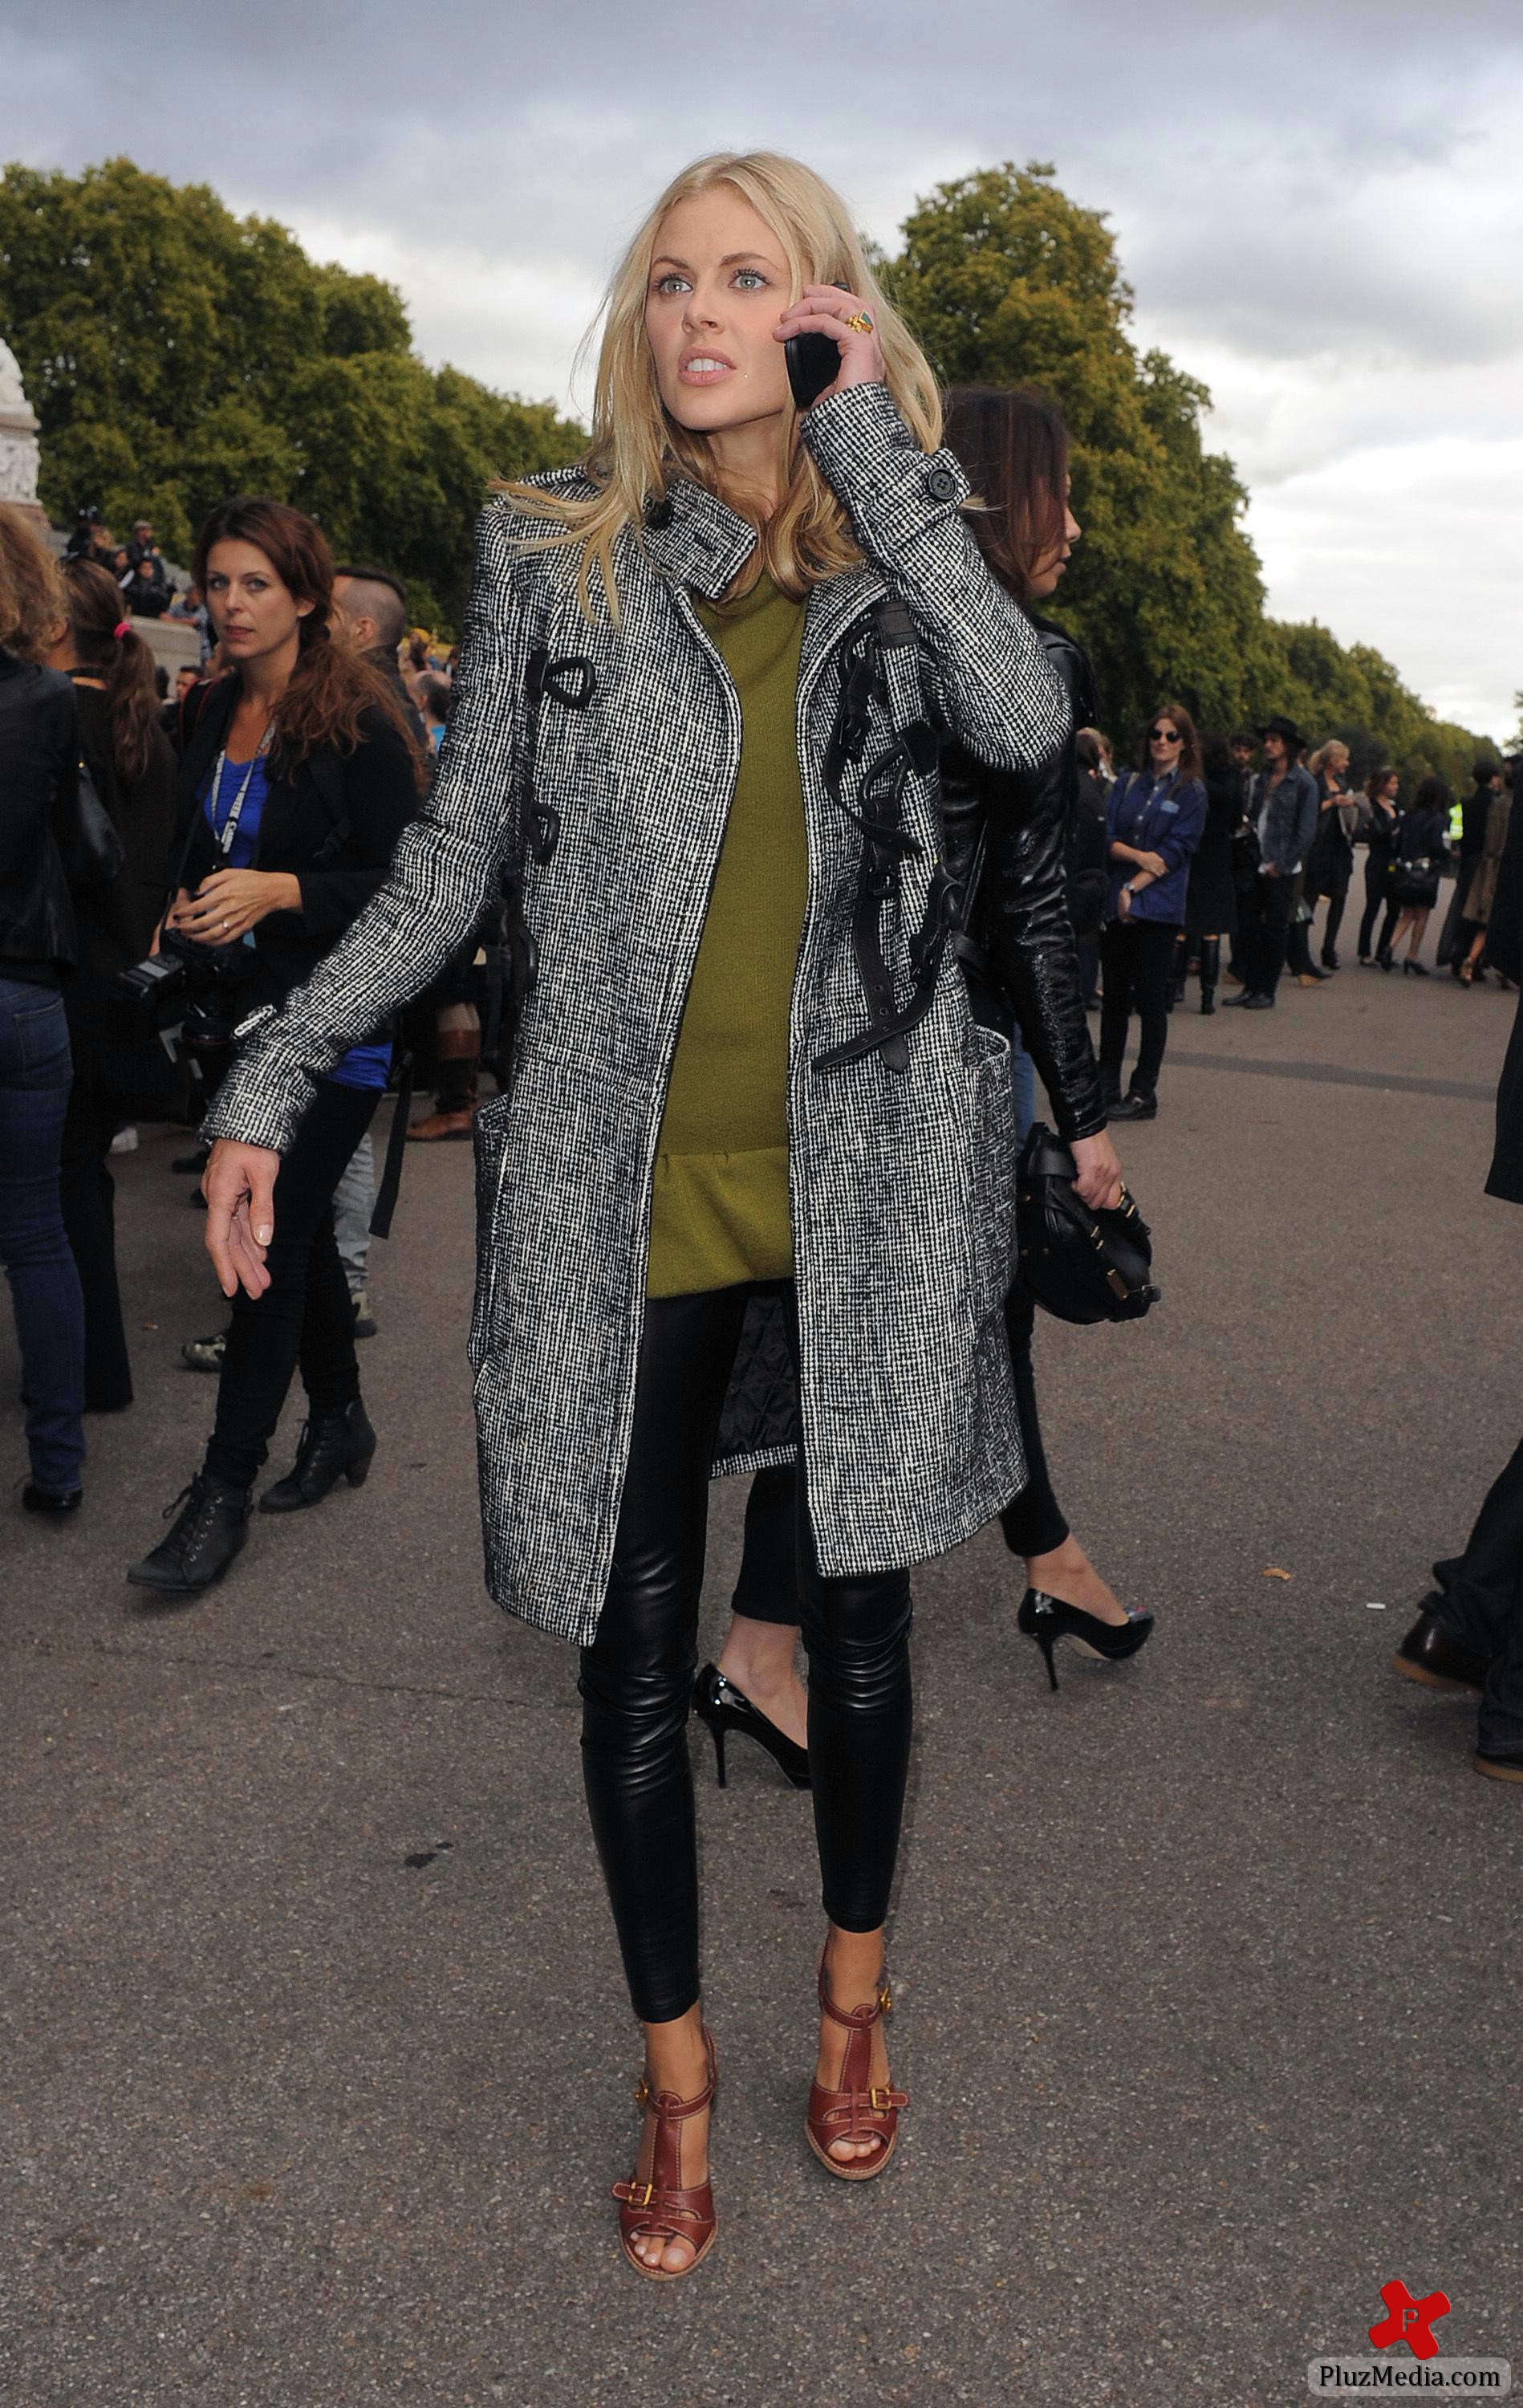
[{"x1": 5, "y1": 0, "x2": 1521, "y2": 737}]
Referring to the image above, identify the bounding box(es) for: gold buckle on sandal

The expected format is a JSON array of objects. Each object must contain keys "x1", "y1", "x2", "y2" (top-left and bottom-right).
[
  {"x1": 632, "y1": 2075, "x2": 650, "y2": 2105},
  {"x1": 625, "y1": 2178, "x2": 655, "y2": 2207},
  {"x1": 870, "y1": 2085, "x2": 895, "y2": 2111},
  {"x1": 877, "y1": 1983, "x2": 893, "y2": 2016}
]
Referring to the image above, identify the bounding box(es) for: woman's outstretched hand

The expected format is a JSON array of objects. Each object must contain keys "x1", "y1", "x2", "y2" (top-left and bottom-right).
[
  {"x1": 1070, "y1": 1130, "x2": 1124, "y2": 1212},
  {"x1": 203, "y1": 1139, "x2": 280, "y2": 1299},
  {"x1": 773, "y1": 286, "x2": 887, "y2": 402}
]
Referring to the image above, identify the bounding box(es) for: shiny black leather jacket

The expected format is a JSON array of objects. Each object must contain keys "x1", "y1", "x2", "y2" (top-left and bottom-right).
[{"x1": 940, "y1": 620, "x2": 1107, "y2": 1141}]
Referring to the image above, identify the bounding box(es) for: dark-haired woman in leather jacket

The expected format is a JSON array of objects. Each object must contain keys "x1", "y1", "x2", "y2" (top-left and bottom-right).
[{"x1": 697, "y1": 385, "x2": 1153, "y2": 1776}]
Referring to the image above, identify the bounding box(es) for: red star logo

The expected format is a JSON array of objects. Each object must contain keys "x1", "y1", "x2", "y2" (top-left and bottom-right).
[{"x1": 1369, "y1": 2280, "x2": 1452, "y2": 2361}]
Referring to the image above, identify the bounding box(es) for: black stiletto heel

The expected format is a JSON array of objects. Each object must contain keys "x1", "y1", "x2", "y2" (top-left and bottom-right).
[
  {"x1": 1015, "y1": 1588, "x2": 1155, "y2": 1692},
  {"x1": 692, "y1": 1664, "x2": 810, "y2": 1790}
]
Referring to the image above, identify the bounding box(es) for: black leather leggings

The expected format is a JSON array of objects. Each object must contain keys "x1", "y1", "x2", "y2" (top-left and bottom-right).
[{"x1": 578, "y1": 1282, "x2": 913, "y2": 2024}]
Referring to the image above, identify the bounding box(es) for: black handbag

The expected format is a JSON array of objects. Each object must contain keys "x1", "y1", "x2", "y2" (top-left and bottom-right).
[
  {"x1": 60, "y1": 755, "x2": 127, "y2": 889},
  {"x1": 1017, "y1": 1122, "x2": 1161, "y2": 1325},
  {"x1": 1390, "y1": 856, "x2": 1439, "y2": 907}
]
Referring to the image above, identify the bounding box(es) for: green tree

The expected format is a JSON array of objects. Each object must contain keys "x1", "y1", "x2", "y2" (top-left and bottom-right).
[
  {"x1": 885, "y1": 161, "x2": 1494, "y2": 775},
  {"x1": 0, "y1": 157, "x2": 583, "y2": 630}
]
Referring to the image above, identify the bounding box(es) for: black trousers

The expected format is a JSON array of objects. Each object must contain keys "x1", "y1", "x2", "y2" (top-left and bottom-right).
[
  {"x1": 578, "y1": 1283, "x2": 913, "y2": 2024},
  {"x1": 1432, "y1": 1430, "x2": 1523, "y2": 1756},
  {"x1": 1358, "y1": 857, "x2": 1397, "y2": 959},
  {"x1": 59, "y1": 1068, "x2": 133, "y2": 1412},
  {"x1": 733, "y1": 1275, "x2": 1067, "y2": 1615},
  {"x1": 1240, "y1": 875, "x2": 1296, "y2": 998},
  {"x1": 1310, "y1": 858, "x2": 1352, "y2": 960},
  {"x1": 1099, "y1": 918, "x2": 1179, "y2": 1097},
  {"x1": 202, "y1": 1080, "x2": 379, "y2": 1491}
]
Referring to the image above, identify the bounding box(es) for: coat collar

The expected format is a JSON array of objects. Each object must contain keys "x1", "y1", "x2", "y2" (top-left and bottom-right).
[{"x1": 640, "y1": 481, "x2": 761, "y2": 603}]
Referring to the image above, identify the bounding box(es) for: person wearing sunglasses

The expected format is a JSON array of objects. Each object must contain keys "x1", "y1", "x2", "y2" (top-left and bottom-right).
[{"x1": 1099, "y1": 707, "x2": 1206, "y2": 1119}]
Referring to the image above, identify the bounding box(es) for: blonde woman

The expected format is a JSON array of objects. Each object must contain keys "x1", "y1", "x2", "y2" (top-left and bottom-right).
[
  {"x1": 197, "y1": 152, "x2": 1069, "y2": 2279},
  {"x1": 1302, "y1": 738, "x2": 1359, "y2": 972}
]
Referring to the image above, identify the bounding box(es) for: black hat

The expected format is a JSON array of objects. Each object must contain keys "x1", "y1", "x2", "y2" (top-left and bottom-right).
[{"x1": 1258, "y1": 714, "x2": 1305, "y2": 752}]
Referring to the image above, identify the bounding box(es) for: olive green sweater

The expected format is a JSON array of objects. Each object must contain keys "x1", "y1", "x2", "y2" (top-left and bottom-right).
[{"x1": 646, "y1": 574, "x2": 808, "y2": 1298}]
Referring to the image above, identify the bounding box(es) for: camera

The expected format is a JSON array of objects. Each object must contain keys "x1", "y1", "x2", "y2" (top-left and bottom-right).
[{"x1": 112, "y1": 920, "x2": 258, "y2": 1058}]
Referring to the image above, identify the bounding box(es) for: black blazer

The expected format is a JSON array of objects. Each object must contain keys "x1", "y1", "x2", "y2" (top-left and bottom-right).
[
  {"x1": 170, "y1": 675, "x2": 421, "y2": 1024},
  {"x1": 0, "y1": 650, "x2": 81, "y2": 982},
  {"x1": 1483, "y1": 792, "x2": 1523, "y2": 1207},
  {"x1": 67, "y1": 682, "x2": 176, "y2": 1037}
]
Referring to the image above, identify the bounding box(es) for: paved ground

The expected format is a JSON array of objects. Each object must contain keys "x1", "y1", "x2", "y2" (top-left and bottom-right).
[{"x1": 3, "y1": 943, "x2": 1521, "y2": 2408}]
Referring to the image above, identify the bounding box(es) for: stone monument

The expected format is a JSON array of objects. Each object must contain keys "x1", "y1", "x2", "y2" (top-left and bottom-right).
[{"x1": 0, "y1": 339, "x2": 47, "y2": 528}]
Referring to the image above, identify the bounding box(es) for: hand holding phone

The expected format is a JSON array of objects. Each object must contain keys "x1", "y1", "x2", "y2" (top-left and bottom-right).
[{"x1": 778, "y1": 284, "x2": 886, "y2": 412}]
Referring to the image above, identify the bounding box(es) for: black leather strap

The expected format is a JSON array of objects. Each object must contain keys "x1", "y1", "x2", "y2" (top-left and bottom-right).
[
  {"x1": 814, "y1": 599, "x2": 955, "y2": 1080},
  {"x1": 368, "y1": 1051, "x2": 414, "y2": 1239}
]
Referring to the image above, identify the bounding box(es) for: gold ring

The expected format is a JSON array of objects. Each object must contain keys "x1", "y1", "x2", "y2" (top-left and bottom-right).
[{"x1": 844, "y1": 311, "x2": 873, "y2": 335}]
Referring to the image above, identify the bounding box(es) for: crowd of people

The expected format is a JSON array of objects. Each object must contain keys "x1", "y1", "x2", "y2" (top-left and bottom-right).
[
  {"x1": 1066, "y1": 713, "x2": 1517, "y2": 1119},
  {"x1": 4, "y1": 143, "x2": 1521, "y2": 2287}
]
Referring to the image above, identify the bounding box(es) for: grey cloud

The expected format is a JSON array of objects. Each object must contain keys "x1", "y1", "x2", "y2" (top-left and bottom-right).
[{"x1": 4, "y1": 0, "x2": 1521, "y2": 726}]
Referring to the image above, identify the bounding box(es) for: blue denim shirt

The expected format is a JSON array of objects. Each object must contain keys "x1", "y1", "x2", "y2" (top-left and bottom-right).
[
  {"x1": 1105, "y1": 770, "x2": 1207, "y2": 925},
  {"x1": 1253, "y1": 763, "x2": 1320, "y2": 877}
]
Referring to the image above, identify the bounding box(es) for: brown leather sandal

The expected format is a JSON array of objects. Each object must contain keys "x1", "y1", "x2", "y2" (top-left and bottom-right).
[
  {"x1": 806, "y1": 1953, "x2": 908, "y2": 2182},
  {"x1": 611, "y1": 2027, "x2": 717, "y2": 2280}
]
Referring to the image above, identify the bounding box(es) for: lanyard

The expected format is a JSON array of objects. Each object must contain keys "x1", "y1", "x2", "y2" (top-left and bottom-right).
[{"x1": 207, "y1": 726, "x2": 270, "y2": 859}]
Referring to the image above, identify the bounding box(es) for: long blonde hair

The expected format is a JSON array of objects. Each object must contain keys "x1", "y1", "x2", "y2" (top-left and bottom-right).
[
  {"x1": 500, "y1": 151, "x2": 942, "y2": 618},
  {"x1": 1308, "y1": 740, "x2": 1350, "y2": 779}
]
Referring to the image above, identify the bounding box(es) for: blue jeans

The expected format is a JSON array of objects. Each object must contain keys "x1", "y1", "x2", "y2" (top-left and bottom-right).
[{"x1": 0, "y1": 979, "x2": 86, "y2": 1493}]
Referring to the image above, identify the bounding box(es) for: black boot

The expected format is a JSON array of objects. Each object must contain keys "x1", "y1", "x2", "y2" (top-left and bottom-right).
[
  {"x1": 1199, "y1": 936, "x2": 1220, "y2": 1015},
  {"x1": 1164, "y1": 929, "x2": 1188, "y2": 1012},
  {"x1": 259, "y1": 1399, "x2": 377, "y2": 1514},
  {"x1": 128, "y1": 1471, "x2": 252, "y2": 1596},
  {"x1": 1109, "y1": 1088, "x2": 1158, "y2": 1121}
]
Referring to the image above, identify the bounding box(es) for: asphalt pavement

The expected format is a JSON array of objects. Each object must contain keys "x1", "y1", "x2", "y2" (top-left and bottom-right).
[{"x1": 3, "y1": 943, "x2": 1521, "y2": 2408}]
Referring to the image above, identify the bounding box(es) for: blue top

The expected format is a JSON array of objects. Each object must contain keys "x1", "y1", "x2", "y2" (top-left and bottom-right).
[
  {"x1": 1105, "y1": 769, "x2": 1207, "y2": 925},
  {"x1": 198, "y1": 754, "x2": 392, "y2": 1092},
  {"x1": 1251, "y1": 763, "x2": 1321, "y2": 877}
]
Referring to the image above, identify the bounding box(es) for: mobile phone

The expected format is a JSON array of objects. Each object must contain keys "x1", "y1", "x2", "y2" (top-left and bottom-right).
[{"x1": 785, "y1": 283, "x2": 851, "y2": 413}]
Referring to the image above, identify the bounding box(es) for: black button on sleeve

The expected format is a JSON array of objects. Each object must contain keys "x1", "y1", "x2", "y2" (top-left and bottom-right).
[{"x1": 924, "y1": 466, "x2": 961, "y2": 502}]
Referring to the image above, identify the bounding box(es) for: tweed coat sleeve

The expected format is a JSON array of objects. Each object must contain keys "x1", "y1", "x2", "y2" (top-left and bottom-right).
[
  {"x1": 801, "y1": 382, "x2": 1070, "y2": 771},
  {"x1": 201, "y1": 507, "x2": 527, "y2": 1154}
]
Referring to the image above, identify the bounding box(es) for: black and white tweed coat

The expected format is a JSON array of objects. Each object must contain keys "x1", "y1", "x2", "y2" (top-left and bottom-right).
[{"x1": 203, "y1": 382, "x2": 1070, "y2": 1646}]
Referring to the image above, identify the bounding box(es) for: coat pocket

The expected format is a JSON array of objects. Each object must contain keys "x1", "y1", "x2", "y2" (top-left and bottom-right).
[
  {"x1": 963, "y1": 1023, "x2": 1017, "y2": 1320},
  {"x1": 466, "y1": 1093, "x2": 512, "y2": 1371}
]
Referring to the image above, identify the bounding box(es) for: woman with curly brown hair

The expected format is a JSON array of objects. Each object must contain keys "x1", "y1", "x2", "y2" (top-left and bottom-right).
[{"x1": 127, "y1": 498, "x2": 424, "y2": 1597}]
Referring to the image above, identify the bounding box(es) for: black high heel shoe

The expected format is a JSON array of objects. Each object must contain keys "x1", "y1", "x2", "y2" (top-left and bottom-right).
[
  {"x1": 1016, "y1": 1588, "x2": 1155, "y2": 1692},
  {"x1": 692, "y1": 1663, "x2": 810, "y2": 1790}
]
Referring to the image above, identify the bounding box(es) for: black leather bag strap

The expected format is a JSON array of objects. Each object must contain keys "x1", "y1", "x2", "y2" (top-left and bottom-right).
[
  {"x1": 814, "y1": 598, "x2": 954, "y2": 1078},
  {"x1": 368, "y1": 1049, "x2": 414, "y2": 1239}
]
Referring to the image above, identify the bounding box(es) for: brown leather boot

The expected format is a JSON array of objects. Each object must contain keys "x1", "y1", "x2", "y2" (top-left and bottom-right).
[
  {"x1": 405, "y1": 1108, "x2": 473, "y2": 1142},
  {"x1": 1393, "y1": 1601, "x2": 1488, "y2": 1694}
]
